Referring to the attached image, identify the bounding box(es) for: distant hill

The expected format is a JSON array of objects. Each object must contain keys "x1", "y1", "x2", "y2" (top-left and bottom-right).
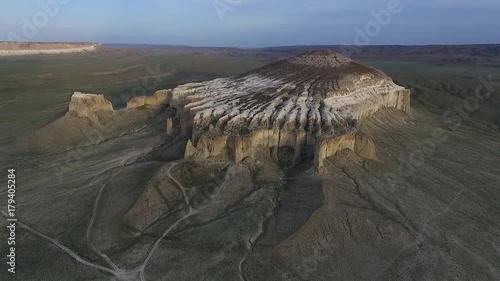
[
  {"x1": 258, "y1": 44, "x2": 500, "y2": 66},
  {"x1": 0, "y1": 42, "x2": 101, "y2": 56}
]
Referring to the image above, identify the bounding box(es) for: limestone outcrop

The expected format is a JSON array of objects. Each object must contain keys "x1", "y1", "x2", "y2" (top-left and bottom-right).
[
  {"x1": 126, "y1": 90, "x2": 173, "y2": 109},
  {"x1": 166, "y1": 50, "x2": 411, "y2": 168},
  {"x1": 68, "y1": 89, "x2": 172, "y2": 123},
  {"x1": 65, "y1": 89, "x2": 172, "y2": 126},
  {"x1": 68, "y1": 92, "x2": 114, "y2": 124},
  {"x1": 24, "y1": 90, "x2": 171, "y2": 152},
  {"x1": 0, "y1": 42, "x2": 100, "y2": 56}
]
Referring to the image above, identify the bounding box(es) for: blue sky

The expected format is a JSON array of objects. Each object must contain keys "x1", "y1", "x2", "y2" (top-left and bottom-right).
[{"x1": 0, "y1": 0, "x2": 499, "y2": 47}]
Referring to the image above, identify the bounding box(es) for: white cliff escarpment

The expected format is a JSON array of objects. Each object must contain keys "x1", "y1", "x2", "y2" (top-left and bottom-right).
[
  {"x1": 167, "y1": 50, "x2": 411, "y2": 168},
  {"x1": 0, "y1": 42, "x2": 100, "y2": 56}
]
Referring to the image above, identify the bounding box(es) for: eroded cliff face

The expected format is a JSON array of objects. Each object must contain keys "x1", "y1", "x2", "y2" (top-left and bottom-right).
[
  {"x1": 22, "y1": 90, "x2": 171, "y2": 152},
  {"x1": 0, "y1": 42, "x2": 100, "y2": 56},
  {"x1": 167, "y1": 50, "x2": 410, "y2": 168},
  {"x1": 316, "y1": 134, "x2": 378, "y2": 168},
  {"x1": 68, "y1": 92, "x2": 114, "y2": 124},
  {"x1": 68, "y1": 89, "x2": 172, "y2": 122},
  {"x1": 127, "y1": 89, "x2": 173, "y2": 109}
]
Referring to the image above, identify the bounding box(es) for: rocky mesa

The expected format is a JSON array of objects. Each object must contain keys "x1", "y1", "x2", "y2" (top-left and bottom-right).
[
  {"x1": 167, "y1": 50, "x2": 410, "y2": 168},
  {"x1": 68, "y1": 92, "x2": 114, "y2": 124}
]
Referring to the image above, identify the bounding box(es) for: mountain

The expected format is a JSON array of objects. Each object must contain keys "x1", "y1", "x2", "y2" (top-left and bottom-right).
[{"x1": 167, "y1": 50, "x2": 410, "y2": 168}]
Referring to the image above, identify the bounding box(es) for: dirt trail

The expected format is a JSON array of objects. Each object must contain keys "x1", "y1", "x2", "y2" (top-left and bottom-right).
[
  {"x1": 139, "y1": 161, "x2": 198, "y2": 281},
  {"x1": 1, "y1": 159, "x2": 193, "y2": 281}
]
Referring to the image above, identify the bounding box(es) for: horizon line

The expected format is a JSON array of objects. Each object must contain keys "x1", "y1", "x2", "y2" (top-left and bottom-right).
[{"x1": 2, "y1": 41, "x2": 500, "y2": 49}]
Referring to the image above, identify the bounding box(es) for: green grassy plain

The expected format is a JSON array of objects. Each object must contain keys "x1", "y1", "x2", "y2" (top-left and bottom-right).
[{"x1": 359, "y1": 58, "x2": 500, "y2": 129}]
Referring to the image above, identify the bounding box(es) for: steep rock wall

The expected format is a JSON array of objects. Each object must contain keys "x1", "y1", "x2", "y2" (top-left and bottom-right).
[
  {"x1": 184, "y1": 128, "x2": 378, "y2": 169},
  {"x1": 68, "y1": 92, "x2": 114, "y2": 124},
  {"x1": 315, "y1": 134, "x2": 378, "y2": 168},
  {"x1": 126, "y1": 90, "x2": 172, "y2": 109},
  {"x1": 67, "y1": 90, "x2": 172, "y2": 125}
]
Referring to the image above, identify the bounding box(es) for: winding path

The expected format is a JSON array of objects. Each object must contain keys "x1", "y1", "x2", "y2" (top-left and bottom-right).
[
  {"x1": 1, "y1": 211, "x2": 116, "y2": 276},
  {"x1": 86, "y1": 170, "x2": 122, "y2": 271},
  {"x1": 1, "y1": 160, "x2": 196, "y2": 281},
  {"x1": 139, "y1": 161, "x2": 198, "y2": 281}
]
